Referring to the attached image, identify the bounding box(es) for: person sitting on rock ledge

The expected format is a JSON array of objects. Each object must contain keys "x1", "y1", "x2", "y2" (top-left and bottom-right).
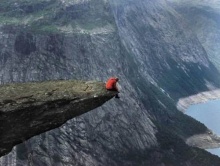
[{"x1": 106, "y1": 77, "x2": 120, "y2": 99}]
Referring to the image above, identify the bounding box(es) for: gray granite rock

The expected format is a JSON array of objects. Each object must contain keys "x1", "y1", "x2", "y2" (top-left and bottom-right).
[
  {"x1": 0, "y1": 80, "x2": 116, "y2": 157},
  {"x1": 0, "y1": 0, "x2": 220, "y2": 165}
]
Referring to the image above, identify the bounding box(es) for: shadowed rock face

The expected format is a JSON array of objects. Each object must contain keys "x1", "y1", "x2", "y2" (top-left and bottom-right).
[{"x1": 0, "y1": 80, "x2": 116, "y2": 157}]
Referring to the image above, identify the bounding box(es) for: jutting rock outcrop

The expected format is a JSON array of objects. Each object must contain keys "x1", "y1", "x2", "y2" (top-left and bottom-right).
[{"x1": 0, "y1": 80, "x2": 116, "y2": 157}]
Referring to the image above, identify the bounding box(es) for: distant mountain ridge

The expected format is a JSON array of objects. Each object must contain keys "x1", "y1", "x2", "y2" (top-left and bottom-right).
[{"x1": 168, "y1": 0, "x2": 220, "y2": 71}]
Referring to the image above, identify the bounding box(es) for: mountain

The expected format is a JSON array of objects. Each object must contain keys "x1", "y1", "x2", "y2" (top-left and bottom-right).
[
  {"x1": 167, "y1": 0, "x2": 220, "y2": 71},
  {"x1": 0, "y1": 0, "x2": 220, "y2": 165}
]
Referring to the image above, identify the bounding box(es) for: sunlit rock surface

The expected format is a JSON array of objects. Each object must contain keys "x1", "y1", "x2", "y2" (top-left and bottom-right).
[{"x1": 0, "y1": 80, "x2": 116, "y2": 157}]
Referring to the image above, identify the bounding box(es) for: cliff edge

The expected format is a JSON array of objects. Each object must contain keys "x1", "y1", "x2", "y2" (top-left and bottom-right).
[{"x1": 0, "y1": 80, "x2": 116, "y2": 157}]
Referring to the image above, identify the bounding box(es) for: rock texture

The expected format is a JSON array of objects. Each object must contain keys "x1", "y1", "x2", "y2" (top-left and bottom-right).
[
  {"x1": 0, "y1": 0, "x2": 220, "y2": 165},
  {"x1": 0, "y1": 80, "x2": 116, "y2": 157},
  {"x1": 167, "y1": 0, "x2": 220, "y2": 71}
]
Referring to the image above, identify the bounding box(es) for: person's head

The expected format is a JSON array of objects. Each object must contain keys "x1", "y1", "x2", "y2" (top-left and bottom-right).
[{"x1": 115, "y1": 77, "x2": 119, "y2": 82}]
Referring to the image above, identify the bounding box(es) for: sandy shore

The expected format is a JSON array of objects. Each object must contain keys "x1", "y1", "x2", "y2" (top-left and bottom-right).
[
  {"x1": 177, "y1": 89, "x2": 220, "y2": 112},
  {"x1": 186, "y1": 131, "x2": 220, "y2": 149}
]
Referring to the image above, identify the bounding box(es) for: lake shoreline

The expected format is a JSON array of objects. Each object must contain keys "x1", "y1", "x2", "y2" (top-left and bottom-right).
[
  {"x1": 176, "y1": 89, "x2": 220, "y2": 150},
  {"x1": 176, "y1": 89, "x2": 220, "y2": 112},
  {"x1": 186, "y1": 131, "x2": 220, "y2": 149}
]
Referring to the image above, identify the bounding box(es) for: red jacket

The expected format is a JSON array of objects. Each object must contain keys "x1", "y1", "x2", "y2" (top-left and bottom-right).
[{"x1": 106, "y1": 77, "x2": 118, "y2": 91}]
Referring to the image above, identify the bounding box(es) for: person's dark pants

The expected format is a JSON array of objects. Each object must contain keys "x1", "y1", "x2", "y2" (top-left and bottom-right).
[{"x1": 115, "y1": 93, "x2": 120, "y2": 98}]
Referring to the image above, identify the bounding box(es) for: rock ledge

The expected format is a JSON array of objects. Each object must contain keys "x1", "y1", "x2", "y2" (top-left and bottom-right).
[{"x1": 0, "y1": 80, "x2": 116, "y2": 157}]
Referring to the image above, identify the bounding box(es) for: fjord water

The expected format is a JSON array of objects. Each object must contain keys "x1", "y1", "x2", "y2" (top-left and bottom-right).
[{"x1": 185, "y1": 99, "x2": 220, "y2": 156}]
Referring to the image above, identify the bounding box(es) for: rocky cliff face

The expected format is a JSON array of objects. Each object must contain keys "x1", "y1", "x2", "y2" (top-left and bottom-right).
[
  {"x1": 167, "y1": 0, "x2": 220, "y2": 71},
  {"x1": 0, "y1": 0, "x2": 220, "y2": 165},
  {"x1": 0, "y1": 80, "x2": 116, "y2": 157}
]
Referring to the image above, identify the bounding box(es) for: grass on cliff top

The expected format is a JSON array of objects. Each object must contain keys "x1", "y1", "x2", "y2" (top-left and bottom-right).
[{"x1": 0, "y1": 0, "x2": 115, "y2": 34}]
